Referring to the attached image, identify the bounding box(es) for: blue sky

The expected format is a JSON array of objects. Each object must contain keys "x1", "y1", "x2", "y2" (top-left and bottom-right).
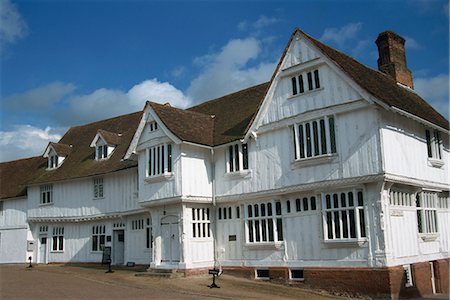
[{"x1": 0, "y1": 0, "x2": 449, "y2": 162}]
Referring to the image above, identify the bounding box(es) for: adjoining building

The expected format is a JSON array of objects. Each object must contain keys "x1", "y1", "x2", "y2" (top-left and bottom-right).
[{"x1": 1, "y1": 28, "x2": 448, "y2": 299}]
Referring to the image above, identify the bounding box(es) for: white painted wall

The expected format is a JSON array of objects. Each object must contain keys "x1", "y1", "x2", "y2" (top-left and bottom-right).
[{"x1": 180, "y1": 144, "x2": 212, "y2": 198}]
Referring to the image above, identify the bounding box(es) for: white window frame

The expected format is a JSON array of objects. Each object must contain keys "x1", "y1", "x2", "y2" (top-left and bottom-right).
[
  {"x1": 51, "y1": 227, "x2": 64, "y2": 252},
  {"x1": 291, "y1": 69, "x2": 321, "y2": 96},
  {"x1": 245, "y1": 201, "x2": 283, "y2": 244},
  {"x1": 145, "y1": 218, "x2": 152, "y2": 249},
  {"x1": 48, "y1": 154, "x2": 59, "y2": 169},
  {"x1": 227, "y1": 143, "x2": 249, "y2": 173},
  {"x1": 149, "y1": 121, "x2": 158, "y2": 132},
  {"x1": 40, "y1": 184, "x2": 53, "y2": 205},
  {"x1": 96, "y1": 144, "x2": 109, "y2": 160},
  {"x1": 403, "y1": 264, "x2": 413, "y2": 287},
  {"x1": 192, "y1": 208, "x2": 211, "y2": 238},
  {"x1": 91, "y1": 225, "x2": 106, "y2": 252},
  {"x1": 292, "y1": 116, "x2": 336, "y2": 162},
  {"x1": 93, "y1": 177, "x2": 104, "y2": 199},
  {"x1": 322, "y1": 189, "x2": 367, "y2": 242},
  {"x1": 146, "y1": 143, "x2": 173, "y2": 178},
  {"x1": 416, "y1": 192, "x2": 438, "y2": 235}
]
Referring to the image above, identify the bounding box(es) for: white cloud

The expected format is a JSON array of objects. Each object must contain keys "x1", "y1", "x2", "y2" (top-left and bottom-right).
[
  {"x1": 238, "y1": 15, "x2": 280, "y2": 31},
  {"x1": 187, "y1": 38, "x2": 276, "y2": 101},
  {"x1": 415, "y1": 74, "x2": 450, "y2": 119},
  {"x1": 0, "y1": 0, "x2": 28, "y2": 53},
  {"x1": 0, "y1": 125, "x2": 62, "y2": 162},
  {"x1": 404, "y1": 36, "x2": 422, "y2": 50},
  {"x1": 128, "y1": 79, "x2": 190, "y2": 109},
  {"x1": 320, "y1": 22, "x2": 363, "y2": 48}
]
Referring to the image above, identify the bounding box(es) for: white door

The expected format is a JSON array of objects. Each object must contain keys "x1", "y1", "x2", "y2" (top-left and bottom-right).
[
  {"x1": 113, "y1": 230, "x2": 124, "y2": 265},
  {"x1": 39, "y1": 236, "x2": 47, "y2": 264},
  {"x1": 161, "y1": 216, "x2": 179, "y2": 263}
]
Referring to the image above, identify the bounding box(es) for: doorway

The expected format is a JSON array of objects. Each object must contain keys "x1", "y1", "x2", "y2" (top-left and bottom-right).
[
  {"x1": 113, "y1": 230, "x2": 125, "y2": 265},
  {"x1": 160, "y1": 216, "x2": 180, "y2": 263},
  {"x1": 39, "y1": 236, "x2": 47, "y2": 264}
]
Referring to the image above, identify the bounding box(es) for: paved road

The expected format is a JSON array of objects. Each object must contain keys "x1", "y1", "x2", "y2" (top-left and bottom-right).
[{"x1": 0, "y1": 264, "x2": 344, "y2": 300}]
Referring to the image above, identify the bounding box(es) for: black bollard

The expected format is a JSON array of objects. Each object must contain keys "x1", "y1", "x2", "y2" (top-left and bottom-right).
[{"x1": 27, "y1": 256, "x2": 33, "y2": 268}]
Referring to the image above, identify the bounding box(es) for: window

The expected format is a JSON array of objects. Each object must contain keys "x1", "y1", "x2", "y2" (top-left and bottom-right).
[
  {"x1": 48, "y1": 155, "x2": 59, "y2": 169},
  {"x1": 403, "y1": 265, "x2": 413, "y2": 287},
  {"x1": 93, "y1": 178, "x2": 104, "y2": 199},
  {"x1": 149, "y1": 121, "x2": 158, "y2": 132},
  {"x1": 295, "y1": 196, "x2": 317, "y2": 212},
  {"x1": 426, "y1": 129, "x2": 442, "y2": 160},
  {"x1": 96, "y1": 144, "x2": 108, "y2": 160},
  {"x1": 416, "y1": 192, "x2": 438, "y2": 234},
  {"x1": 291, "y1": 69, "x2": 321, "y2": 96},
  {"x1": 0, "y1": 201, "x2": 3, "y2": 215},
  {"x1": 147, "y1": 143, "x2": 173, "y2": 177},
  {"x1": 131, "y1": 219, "x2": 144, "y2": 230},
  {"x1": 438, "y1": 192, "x2": 449, "y2": 209},
  {"x1": 322, "y1": 190, "x2": 366, "y2": 241},
  {"x1": 218, "y1": 207, "x2": 233, "y2": 220},
  {"x1": 255, "y1": 269, "x2": 270, "y2": 279},
  {"x1": 227, "y1": 143, "x2": 249, "y2": 172},
  {"x1": 293, "y1": 116, "x2": 336, "y2": 161},
  {"x1": 290, "y1": 269, "x2": 304, "y2": 281},
  {"x1": 92, "y1": 225, "x2": 106, "y2": 252},
  {"x1": 192, "y1": 208, "x2": 211, "y2": 238},
  {"x1": 39, "y1": 225, "x2": 48, "y2": 233},
  {"x1": 246, "y1": 201, "x2": 283, "y2": 243},
  {"x1": 146, "y1": 218, "x2": 152, "y2": 249},
  {"x1": 40, "y1": 185, "x2": 53, "y2": 205},
  {"x1": 52, "y1": 227, "x2": 64, "y2": 251},
  {"x1": 389, "y1": 190, "x2": 414, "y2": 206}
]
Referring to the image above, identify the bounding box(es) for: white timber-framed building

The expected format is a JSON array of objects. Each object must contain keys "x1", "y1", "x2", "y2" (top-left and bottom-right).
[{"x1": 0, "y1": 29, "x2": 448, "y2": 299}]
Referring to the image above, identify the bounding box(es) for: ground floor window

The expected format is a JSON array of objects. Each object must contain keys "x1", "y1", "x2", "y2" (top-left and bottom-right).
[
  {"x1": 192, "y1": 208, "x2": 210, "y2": 238},
  {"x1": 322, "y1": 190, "x2": 366, "y2": 241},
  {"x1": 92, "y1": 225, "x2": 106, "y2": 252},
  {"x1": 52, "y1": 227, "x2": 64, "y2": 251},
  {"x1": 417, "y1": 192, "x2": 438, "y2": 234},
  {"x1": 146, "y1": 218, "x2": 152, "y2": 249},
  {"x1": 246, "y1": 201, "x2": 283, "y2": 243}
]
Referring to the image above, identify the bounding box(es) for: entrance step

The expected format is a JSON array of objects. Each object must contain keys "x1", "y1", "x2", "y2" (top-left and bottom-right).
[{"x1": 135, "y1": 268, "x2": 184, "y2": 278}]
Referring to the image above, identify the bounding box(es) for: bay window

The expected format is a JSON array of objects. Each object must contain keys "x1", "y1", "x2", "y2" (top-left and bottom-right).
[{"x1": 146, "y1": 143, "x2": 173, "y2": 177}]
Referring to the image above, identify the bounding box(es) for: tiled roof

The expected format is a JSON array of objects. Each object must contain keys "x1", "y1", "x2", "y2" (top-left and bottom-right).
[
  {"x1": 150, "y1": 102, "x2": 215, "y2": 146},
  {"x1": 300, "y1": 29, "x2": 449, "y2": 130},
  {"x1": 28, "y1": 111, "x2": 142, "y2": 185},
  {"x1": 0, "y1": 157, "x2": 47, "y2": 199},
  {"x1": 98, "y1": 129, "x2": 121, "y2": 145},
  {"x1": 49, "y1": 142, "x2": 72, "y2": 157},
  {"x1": 188, "y1": 82, "x2": 270, "y2": 145}
]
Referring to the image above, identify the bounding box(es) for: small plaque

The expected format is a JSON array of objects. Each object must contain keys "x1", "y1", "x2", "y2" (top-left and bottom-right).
[
  {"x1": 228, "y1": 235, "x2": 236, "y2": 241},
  {"x1": 126, "y1": 262, "x2": 135, "y2": 267},
  {"x1": 390, "y1": 210, "x2": 404, "y2": 217},
  {"x1": 209, "y1": 269, "x2": 219, "y2": 275}
]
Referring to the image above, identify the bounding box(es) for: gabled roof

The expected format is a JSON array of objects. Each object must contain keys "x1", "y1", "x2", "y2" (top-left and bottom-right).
[
  {"x1": 0, "y1": 157, "x2": 47, "y2": 199},
  {"x1": 299, "y1": 29, "x2": 449, "y2": 131},
  {"x1": 28, "y1": 111, "x2": 142, "y2": 185},
  {"x1": 97, "y1": 129, "x2": 121, "y2": 146},
  {"x1": 149, "y1": 102, "x2": 215, "y2": 146},
  {"x1": 44, "y1": 142, "x2": 72, "y2": 157}
]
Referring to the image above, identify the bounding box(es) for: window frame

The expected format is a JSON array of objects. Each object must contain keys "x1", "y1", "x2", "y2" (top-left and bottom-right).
[
  {"x1": 192, "y1": 208, "x2": 211, "y2": 239},
  {"x1": 425, "y1": 129, "x2": 443, "y2": 168},
  {"x1": 51, "y1": 226, "x2": 64, "y2": 252},
  {"x1": 227, "y1": 143, "x2": 249, "y2": 173},
  {"x1": 416, "y1": 192, "x2": 439, "y2": 236},
  {"x1": 322, "y1": 189, "x2": 367, "y2": 243},
  {"x1": 146, "y1": 143, "x2": 173, "y2": 178},
  {"x1": 40, "y1": 184, "x2": 53, "y2": 205},
  {"x1": 93, "y1": 177, "x2": 104, "y2": 199},
  {"x1": 245, "y1": 200, "x2": 284, "y2": 245},
  {"x1": 290, "y1": 68, "x2": 321, "y2": 96},
  {"x1": 91, "y1": 225, "x2": 106, "y2": 252}
]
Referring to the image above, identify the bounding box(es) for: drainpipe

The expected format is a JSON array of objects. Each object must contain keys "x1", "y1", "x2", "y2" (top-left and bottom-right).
[{"x1": 210, "y1": 149, "x2": 220, "y2": 271}]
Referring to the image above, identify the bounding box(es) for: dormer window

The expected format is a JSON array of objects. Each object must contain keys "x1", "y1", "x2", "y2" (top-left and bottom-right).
[
  {"x1": 291, "y1": 69, "x2": 320, "y2": 96},
  {"x1": 49, "y1": 155, "x2": 59, "y2": 169},
  {"x1": 43, "y1": 142, "x2": 71, "y2": 170},
  {"x1": 90, "y1": 129, "x2": 121, "y2": 161},
  {"x1": 97, "y1": 145, "x2": 108, "y2": 160}
]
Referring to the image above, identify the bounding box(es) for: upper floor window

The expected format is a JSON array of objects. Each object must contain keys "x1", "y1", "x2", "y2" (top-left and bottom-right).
[
  {"x1": 147, "y1": 143, "x2": 172, "y2": 177},
  {"x1": 149, "y1": 121, "x2": 158, "y2": 132},
  {"x1": 40, "y1": 184, "x2": 53, "y2": 205},
  {"x1": 246, "y1": 201, "x2": 283, "y2": 243},
  {"x1": 425, "y1": 129, "x2": 442, "y2": 160},
  {"x1": 291, "y1": 69, "x2": 320, "y2": 96},
  {"x1": 48, "y1": 155, "x2": 59, "y2": 169},
  {"x1": 93, "y1": 177, "x2": 104, "y2": 199},
  {"x1": 0, "y1": 201, "x2": 3, "y2": 215},
  {"x1": 192, "y1": 208, "x2": 211, "y2": 238},
  {"x1": 52, "y1": 227, "x2": 64, "y2": 251},
  {"x1": 322, "y1": 190, "x2": 366, "y2": 241},
  {"x1": 96, "y1": 144, "x2": 108, "y2": 160},
  {"x1": 292, "y1": 116, "x2": 336, "y2": 161},
  {"x1": 416, "y1": 192, "x2": 438, "y2": 234},
  {"x1": 227, "y1": 143, "x2": 249, "y2": 173}
]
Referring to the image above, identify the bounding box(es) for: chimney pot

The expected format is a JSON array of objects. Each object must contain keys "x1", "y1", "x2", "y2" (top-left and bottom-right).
[{"x1": 375, "y1": 30, "x2": 414, "y2": 89}]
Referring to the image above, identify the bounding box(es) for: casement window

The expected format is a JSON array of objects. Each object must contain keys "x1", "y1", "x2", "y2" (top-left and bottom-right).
[
  {"x1": 416, "y1": 192, "x2": 438, "y2": 234},
  {"x1": 322, "y1": 190, "x2": 366, "y2": 241},
  {"x1": 39, "y1": 225, "x2": 48, "y2": 233},
  {"x1": 295, "y1": 196, "x2": 318, "y2": 212},
  {"x1": 218, "y1": 207, "x2": 233, "y2": 220},
  {"x1": 40, "y1": 184, "x2": 53, "y2": 205},
  {"x1": 146, "y1": 143, "x2": 173, "y2": 177},
  {"x1": 389, "y1": 190, "x2": 414, "y2": 206},
  {"x1": 149, "y1": 121, "x2": 158, "y2": 132},
  {"x1": 227, "y1": 143, "x2": 249, "y2": 172},
  {"x1": 146, "y1": 218, "x2": 152, "y2": 249},
  {"x1": 425, "y1": 129, "x2": 442, "y2": 160},
  {"x1": 96, "y1": 144, "x2": 108, "y2": 160},
  {"x1": 92, "y1": 225, "x2": 106, "y2": 252},
  {"x1": 192, "y1": 208, "x2": 211, "y2": 238},
  {"x1": 292, "y1": 116, "x2": 336, "y2": 160},
  {"x1": 403, "y1": 265, "x2": 413, "y2": 287},
  {"x1": 291, "y1": 69, "x2": 321, "y2": 96},
  {"x1": 93, "y1": 177, "x2": 104, "y2": 199},
  {"x1": 48, "y1": 155, "x2": 59, "y2": 169},
  {"x1": 131, "y1": 219, "x2": 144, "y2": 230},
  {"x1": 246, "y1": 201, "x2": 283, "y2": 243},
  {"x1": 438, "y1": 192, "x2": 449, "y2": 209},
  {"x1": 52, "y1": 227, "x2": 64, "y2": 251}
]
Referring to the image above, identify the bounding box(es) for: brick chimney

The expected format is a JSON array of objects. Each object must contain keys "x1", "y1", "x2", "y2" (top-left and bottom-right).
[{"x1": 375, "y1": 31, "x2": 414, "y2": 89}]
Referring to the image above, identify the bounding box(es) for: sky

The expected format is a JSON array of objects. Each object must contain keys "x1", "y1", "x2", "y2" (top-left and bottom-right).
[{"x1": 0, "y1": 0, "x2": 449, "y2": 162}]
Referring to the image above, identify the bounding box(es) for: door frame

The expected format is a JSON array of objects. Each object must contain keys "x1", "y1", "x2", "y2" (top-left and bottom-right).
[
  {"x1": 112, "y1": 229, "x2": 125, "y2": 265},
  {"x1": 38, "y1": 235, "x2": 48, "y2": 264},
  {"x1": 160, "y1": 215, "x2": 180, "y2": 263}
]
